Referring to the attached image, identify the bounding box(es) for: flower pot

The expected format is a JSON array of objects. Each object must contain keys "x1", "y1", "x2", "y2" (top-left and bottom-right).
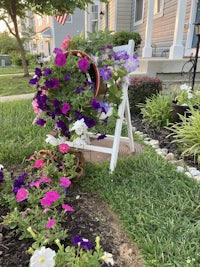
[
  {"x1": 64, "y1": 50, "x2": 100, "y2": 97},
  {"x1": 171, "y1": 101, "x2": 191, "y2": 122}
]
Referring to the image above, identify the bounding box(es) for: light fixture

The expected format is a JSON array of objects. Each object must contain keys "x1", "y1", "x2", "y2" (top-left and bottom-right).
[{"x1": 100, "y1": 11, "x2": 104, "y2": 20}]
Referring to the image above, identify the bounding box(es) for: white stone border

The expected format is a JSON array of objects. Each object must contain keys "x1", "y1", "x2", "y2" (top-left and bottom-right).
[{"x1": 133, "y1": 128, "x2": 200, "y2": 182}]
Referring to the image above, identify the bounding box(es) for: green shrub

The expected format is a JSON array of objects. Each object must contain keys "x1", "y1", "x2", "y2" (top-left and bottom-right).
[
  {"x1": 10, "y1": 52, "x2": 29, "y2": 67},
  {"x1": 168, "y1": 106, "x2": 200, "y2": 162},
  {"x1": 138, "y1": 93, "x2": 174, "y2": 130},
  {"x1": 128, "y1": 76, "x2": 162, "y2": 114},
  {"x1": 69, "y1": 29, "x2": 114, "y2": 55},
  {"x1": 112, "y1": 31, "x2": 142, "y2": 50}
]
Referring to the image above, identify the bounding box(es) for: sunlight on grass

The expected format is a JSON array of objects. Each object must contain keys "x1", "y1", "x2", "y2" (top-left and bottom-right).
[
  {"x1": 82, "y1": 154, "x2": 200, "y2": 266},
  {"x1": 0, "y1": 76, "x2": 34, "y2": 96}
]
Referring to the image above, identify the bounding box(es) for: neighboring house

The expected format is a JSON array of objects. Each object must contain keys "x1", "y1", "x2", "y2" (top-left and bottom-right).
[
  {"x1": 132, "y1": 0, "x2": 200, "y2": 59},
  {"x1": 31, "y1": 9, "x2": 85, "y2": 56}
]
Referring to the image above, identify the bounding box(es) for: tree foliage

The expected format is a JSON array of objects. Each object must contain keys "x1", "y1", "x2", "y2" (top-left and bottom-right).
[
  {"x1": 0, "y1": 0, "x2": 108, "y2": 76},
  {"x1": 0, "y1": 32, "x2": 18, "y2": 54}
]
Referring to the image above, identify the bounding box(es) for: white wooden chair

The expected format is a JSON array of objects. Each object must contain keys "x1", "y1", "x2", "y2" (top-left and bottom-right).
[{"x1": 66, "y1": 39, "x2": 135, "y2": 172}]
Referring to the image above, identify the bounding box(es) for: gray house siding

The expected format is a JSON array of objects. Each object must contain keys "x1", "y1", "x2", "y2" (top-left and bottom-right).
[
  {"x1": 133, "y1": 1, "x2": 192, "y2": 57},
  {"x1": 53, "y1": 9, "x2": 85, "y2": 48}
]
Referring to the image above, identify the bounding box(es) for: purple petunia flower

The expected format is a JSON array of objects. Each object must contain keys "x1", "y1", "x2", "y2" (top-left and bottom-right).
[
  {"x1": 97, "y1": 133, "x2": 106, "y2": 140},
  {"x1": 29, "y1": 77, "x2": 38, "y2": 85},
  {"x1": 99, "y1": 101, "x2": 110, "y2": 113},
  {"x1": 53, "y1": 48, "x2": 62, "y2": 55},
  {"x1": 36, "y1": 118, "x2": 46, "y2": 126},
  {"x1": 64, "y1": 72, "x2": 70, "y2": 81},
  {"x1": 91, "y1": 98, "x2": 100, "y2": 110},
  {"x1": 13, "y1": 173, "x2": 28, "y2": 194},
  {"x1": 83, "y1": 116, "x2": 96, "y2": 128},
  {"x1": 43, "y1": 68, "x2": 52, "y2": 76},
  {"x1": 52, "y1": 98, "x2": 61, "y2": 108},
  {"x1": 55, "y1": 53, "x2": 66, "y2": 67},
  {"x1": 100, "y1": 45, "x2": 113, "y2": 52},
  {"x1": 99, "y1": 66, "x2": 112, "y2": 81},
  {"x1": 124, "y1": 55, "x2": 139, "y2": 72},
  {"x1": 73, "y1": 236, "x2": 92, "y2": 250},
  {"x1": 76, "y1": 86, "x2": 85, "y2": 94},
  {"x1": 45, "y1": 78, "x2": 60, "y2": 89},
  {"x1": 56, "y1": 120, "x2": 67, "y2": 131},
  {"x1": 34, "y1": 92, "x2": 49, "y2": 111},
  {"x1": 35, "y1": 68, "x2": 42, "y2": 78},
  {"x1": 113, "y1": 50, "x2": 129, "y2": 61},
  {"x1": 0, "y1": 171, "x2": 4, "y2": 183},
  {"x1": 78, "y1": 57, "x2": 90, "y2": 72}
]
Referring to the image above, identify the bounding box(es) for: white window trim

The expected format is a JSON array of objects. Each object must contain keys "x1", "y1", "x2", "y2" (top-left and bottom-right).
[
  {"x1": 154, "y1": 0, "x2": 165, "y2": 19},
  {"x1": 134, "y1": 0, "x2": 145, "y2": 26}
]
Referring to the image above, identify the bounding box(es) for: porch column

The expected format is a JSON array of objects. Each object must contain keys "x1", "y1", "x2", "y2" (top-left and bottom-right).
[
  {"x1": 169, "y1": 0, "x2": 187, "y2": 59},
  {"x1": 142, "y1": 0, "x2": 154, "y2": 58}
]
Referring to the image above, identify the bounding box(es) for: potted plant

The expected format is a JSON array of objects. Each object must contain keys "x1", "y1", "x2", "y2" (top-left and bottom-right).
[
  {"x1": 171, "y1": 83, "x2": 200, "y2": 122},
  {"x1": 29, "y1": 37, "x2": 139, "y2": 147}
]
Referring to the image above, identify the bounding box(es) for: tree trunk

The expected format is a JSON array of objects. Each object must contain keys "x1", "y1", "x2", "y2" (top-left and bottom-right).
[{"x1": 9, "y1": 12, "x2": 29, "y2": 77}]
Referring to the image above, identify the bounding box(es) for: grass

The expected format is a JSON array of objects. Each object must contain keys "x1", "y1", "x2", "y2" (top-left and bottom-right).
[
  {"x1": 1, "y1": 99, "x2": 200, "y2": 266},
  {"x1": 0, "y1": 65, "x2": 37, "y2": 97}
]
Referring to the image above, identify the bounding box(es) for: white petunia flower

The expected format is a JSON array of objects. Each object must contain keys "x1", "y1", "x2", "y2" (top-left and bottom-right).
[
  {"x1": 29, "y1": 246, "x2": 56, "y2": 267},
  {"x1": 99, "y1": 107, "x2": 113, "y2": 120},
  {"x1": 0, "y1": 164, "x2": 4, "y2": 170},
  {"x1": 70, "y1": 118, "x2": 88, "y2": 135},
  {"x1": 45, "y1": 134, "x2": 59, "y2": 146},
  {"x1": 101, "y1": 252, "x2": 114, "y2": 266},
  {"x1": 180, "y1": 83, "x2": 192, "y2": 92}
]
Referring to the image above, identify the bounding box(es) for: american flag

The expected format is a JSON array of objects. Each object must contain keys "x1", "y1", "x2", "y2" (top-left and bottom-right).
[{"x1": 55, "y1": 14, "x2": 68, "y2": 25}]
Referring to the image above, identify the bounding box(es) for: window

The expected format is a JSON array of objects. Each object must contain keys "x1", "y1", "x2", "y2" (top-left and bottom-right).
[
  {"x1": 37, "y1": 15, "x2": 42, "y2": 26},
  {"x1": 154, "y1": 0, "x2": 164, "y2": 18},
  {"x1": 135, "y1": 0, "x2": 144, "y2": 25},
  {"x1": 66, "y1": 14, "x2": 72, "y2": 23},
  {"x1": 91, "y1": 4, "x2": 99, "y2": 32}
]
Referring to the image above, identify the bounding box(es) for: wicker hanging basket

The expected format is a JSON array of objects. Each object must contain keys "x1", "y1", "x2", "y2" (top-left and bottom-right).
[{"x1": 64, "y1": 50, "x2": 100, "y2": 97}]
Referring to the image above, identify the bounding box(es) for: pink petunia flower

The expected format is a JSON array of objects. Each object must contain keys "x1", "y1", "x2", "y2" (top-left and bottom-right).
[
  {"x1": 60, "y1": 177, "x2": 71, "y2": 188},
  {"x1": 16, "y1": 188, "x2": 29, "y2": 202},
  {"x1": 59, "y1": 143, "x2": 69, "y2": 154},
  {"x1": 45, "y1": 190, "x2": 60, "y2": 202},
  {"x1": 29, "y1": 180, "x2": 41, "y2": 189},
  {"x1": 34, "y1": 158, "x2": 44, "y2": 169},
  {"x1": 40, "y1": 197, "x2": 53, "y2": 207},
  {"x1": 78, "y1": 57, "x2": 90, "y2": 72},
  {"x1": 61, "y1": 102, "x2": 70, "y2": 115},
  {"x1": 61, "y1": 34, "x2": 71, "y2": 51},
  {"x1": 41, "y1": 173, "x2": 51, "y2": 183},
  {"x1": 42, "y1": 208, "x2": 50, "y2": 214},
  {"x1": 46, "y1": 218, "x2": 56, "y2": 229},
  {"x1": 32, "y1": 99, "x2": 42, "y2": 115},
  {"x1": 62, "y1": 204, "x2": 74, "y2": 212}
]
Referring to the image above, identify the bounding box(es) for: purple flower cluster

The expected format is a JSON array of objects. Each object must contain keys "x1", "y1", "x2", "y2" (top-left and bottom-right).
[
  {"x1": 13, "y1": 173, "x2": 28, "y2": 195},
  {"x1": 73, "y1": 235, "x2": 92, "y2": 250}
]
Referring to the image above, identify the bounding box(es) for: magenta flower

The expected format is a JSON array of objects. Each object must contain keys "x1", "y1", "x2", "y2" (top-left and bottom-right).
[
  {"x1": 78, "y1": 57, "x2": 90, "y2": 72},
  {"x1": 45, "y1": 190, "x2": 60, "y2": 202},
  {"x1": 40, "y1": 197, "x2": 53, "y2": 207},
  {"x1": 16, "y1": 188, "x2": 29, "y2": 202},
  {"x1": 59, "y1": 143, "x2": 69, "y2": 154},
  {"x1": 62, "y1": 103, "x2": 70, "y2": 115},
  {"x1": 46, "y1": 218, "x2": 56, "y2": 229},
  {"x1": 60, "y1": 177, "x2": 71, "y2": 188},
  {"x1": 34, "y1": 158, "x2": 44, "y2": 169},
  {"x1": 55, "y1": 53, "x2": 66, "y2": 67},
  {"x1": 62, "y1": 204, "x2": 74, "y2": 212}
]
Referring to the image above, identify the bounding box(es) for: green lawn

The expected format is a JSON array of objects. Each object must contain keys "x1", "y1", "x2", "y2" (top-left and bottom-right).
[{"x1": 0, "y1": 99, "x2": 200, "y2": 266}]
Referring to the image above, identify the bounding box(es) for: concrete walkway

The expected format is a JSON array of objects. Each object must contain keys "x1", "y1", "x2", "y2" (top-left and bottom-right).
[{"x1": 0, "y1": 93, "x2": 34, "y2": 102}]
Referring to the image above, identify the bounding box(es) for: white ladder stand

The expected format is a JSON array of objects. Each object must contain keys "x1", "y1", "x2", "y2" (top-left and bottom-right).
[{"x1": 66, "y1": 39, "x2": 135, "y2": 172}]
